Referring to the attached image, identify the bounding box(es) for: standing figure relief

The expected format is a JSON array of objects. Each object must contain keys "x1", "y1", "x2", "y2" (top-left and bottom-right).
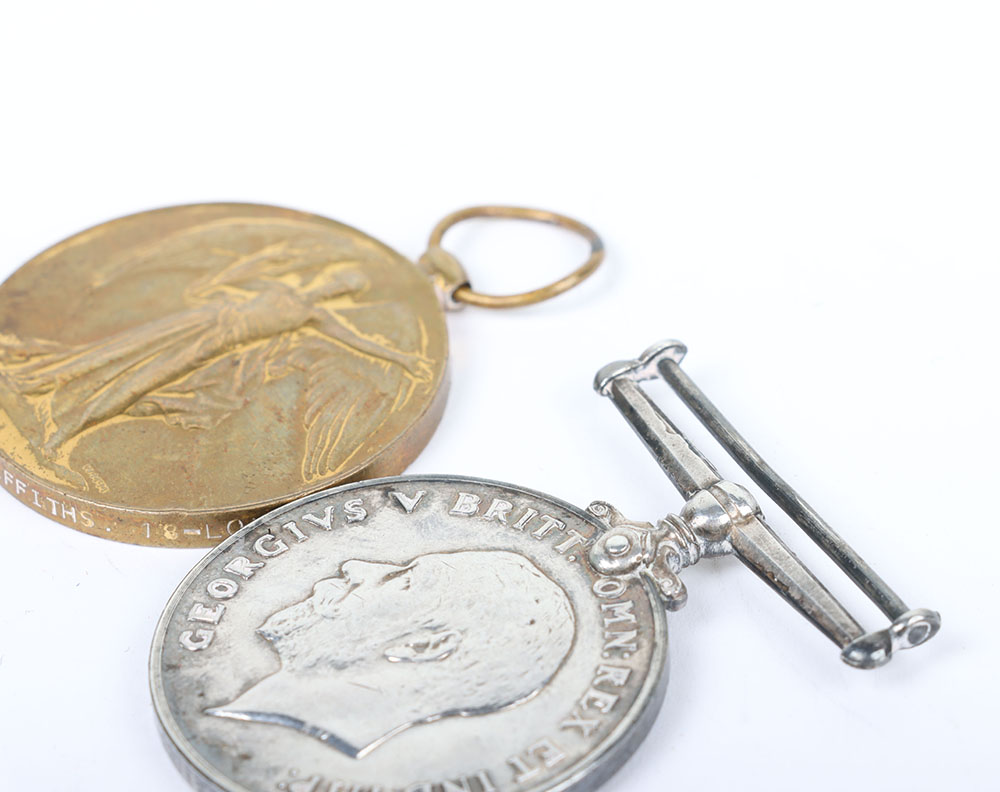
[{"x1": 0, "y1": 234, "x2": 434, "y2": 490}]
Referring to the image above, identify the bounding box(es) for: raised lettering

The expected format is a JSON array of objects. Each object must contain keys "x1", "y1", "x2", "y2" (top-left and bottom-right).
[
  {"x1": 580, "y1": 687, "x2": 619, "y2": 714},
  {"x1": 344, "y1": 498, "x2": 367, "y2": 522},
  {"x1": 601, "y1": 600, "x2": 637, "y2": 627},
  {"x1": 560, "y1": 706, "x2": 601, "y2": 737},
  {"x1": 390, "y1": 489, "x2": 427, "y2": 513},
  {"x1": 532, "y1": 515, "x2": 565, "y2": 539},
  {"x1": 253, "y1": 533, "x2": 288, "y2": 557},
  {"x1": 450, "y1": 492, "x2": 481, "y2": 516},
  {"x1": 207, "y1": 578, "x2": 239, "y2": 600},
  {"x1": 482, "y1": 499, "x2": 513, "y2": 524},
  {"x1": 593, "y1": 578, "x2": 627, "y2": 599},
  {"x1": 506, "y1": 754, "x2": 539, "y2": 784},
  {"x1": 531, "y1": 738, "x2": 566, "y2": 768},
  {"x1": 603, "y1": 630, "x2": 638, "y2": 655},
  {"x1": 179, "y1": 629, "x2": 214, "y2": 651},
  {"x1": 281, "y1": 520, "x2": 308, "y2": 542},
  {"x1": 554, "y1": 528, "x2": 587, "y2": 554},
  {"x1": 511, "y1": 508, "x2": 538, "y2": 531},
  {"x1": 594, "y1": 664, "x2": 631, "y2": 688},
  {"x1": 303, "y1": 505, "x2": 336, "y2": 530},
  {"x1": 187, "y1": 602, "x2": 225, "y2": 624},
  {"x1": 223, "y1": 556, "x2": 265, "y2": 580},
  {"x1": 507, "y1": 739, "x2": 566, "y2": 784}
]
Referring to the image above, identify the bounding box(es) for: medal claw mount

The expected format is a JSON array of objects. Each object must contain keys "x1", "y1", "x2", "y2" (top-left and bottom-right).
[{"x1": 589, "y1": 340, "x2": 941, "y2": 669}]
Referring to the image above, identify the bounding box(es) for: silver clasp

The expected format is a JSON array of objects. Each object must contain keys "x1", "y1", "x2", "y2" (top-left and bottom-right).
[{"x1": 589, "y1": 340, "x2": 940, "y2": 669}]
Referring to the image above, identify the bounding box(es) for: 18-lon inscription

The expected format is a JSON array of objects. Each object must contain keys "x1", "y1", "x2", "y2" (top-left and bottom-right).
[
  {"x1": 151, "y1": 476, "x2": 668, "y2": 792},
  {"x1": 0, "y1": 205, "x2": 448, "y2": 546}
]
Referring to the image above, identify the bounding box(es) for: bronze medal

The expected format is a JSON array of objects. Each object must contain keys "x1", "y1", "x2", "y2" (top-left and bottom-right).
[{"x1": 0, "y1": 203, "x2": 601, "y2": 547}]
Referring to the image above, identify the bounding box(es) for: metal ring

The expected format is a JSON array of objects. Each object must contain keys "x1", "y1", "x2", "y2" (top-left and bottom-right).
[{"x1": 427, "y1": 205, "x2": 605, "y2": 309}]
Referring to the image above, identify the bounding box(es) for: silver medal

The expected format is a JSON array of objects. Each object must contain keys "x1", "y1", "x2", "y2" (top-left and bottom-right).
[
  {"x1": 151, "y1": 476, "x2": 668, "y2": 792},
  {"x1": 151, "y1": 340, "x2": 940, "y2": 792}
]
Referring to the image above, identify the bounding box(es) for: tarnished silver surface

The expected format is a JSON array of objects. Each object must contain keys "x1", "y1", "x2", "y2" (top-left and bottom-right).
[{"x1": 151, "y1": 476, "x2": 668, "y2": 792}]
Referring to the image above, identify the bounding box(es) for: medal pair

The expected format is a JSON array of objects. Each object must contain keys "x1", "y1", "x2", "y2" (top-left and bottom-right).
[{"x1": 0, "y1": 203, "x2": 938, "y2": 792}]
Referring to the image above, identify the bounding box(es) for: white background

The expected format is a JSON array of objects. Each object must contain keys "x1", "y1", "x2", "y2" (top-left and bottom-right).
[{"x1": 0, "y1": 2, "x2": 996, "y2": 790}]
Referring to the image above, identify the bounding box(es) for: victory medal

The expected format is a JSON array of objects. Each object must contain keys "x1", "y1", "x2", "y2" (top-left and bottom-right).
[{"x1": 0, "y1": 203, "x2": 601, "y2": 546}]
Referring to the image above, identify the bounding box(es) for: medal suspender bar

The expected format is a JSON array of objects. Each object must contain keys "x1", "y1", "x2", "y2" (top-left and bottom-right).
[{"x1": 590, "y1": 340, "x2": 940, "y2": 668}]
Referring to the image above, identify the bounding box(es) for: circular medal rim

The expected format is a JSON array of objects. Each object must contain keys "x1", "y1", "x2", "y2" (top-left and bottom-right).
[
  {"x1": 149, "y1": 473, "x2": 669, "y2": 792},
  {"x1": 0, "y1": 204, "x2": 450, "y2": 543}
]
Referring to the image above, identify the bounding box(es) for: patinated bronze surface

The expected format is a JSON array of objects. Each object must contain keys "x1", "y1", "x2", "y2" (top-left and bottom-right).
[{"x1": 0, "y1": 204, "x2": 448, "y2": 546}]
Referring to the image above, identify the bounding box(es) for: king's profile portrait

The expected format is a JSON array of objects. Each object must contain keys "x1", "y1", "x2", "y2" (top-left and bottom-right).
[{"x1": 206, "y1": 549, "x2": 576, "y2": 758}]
